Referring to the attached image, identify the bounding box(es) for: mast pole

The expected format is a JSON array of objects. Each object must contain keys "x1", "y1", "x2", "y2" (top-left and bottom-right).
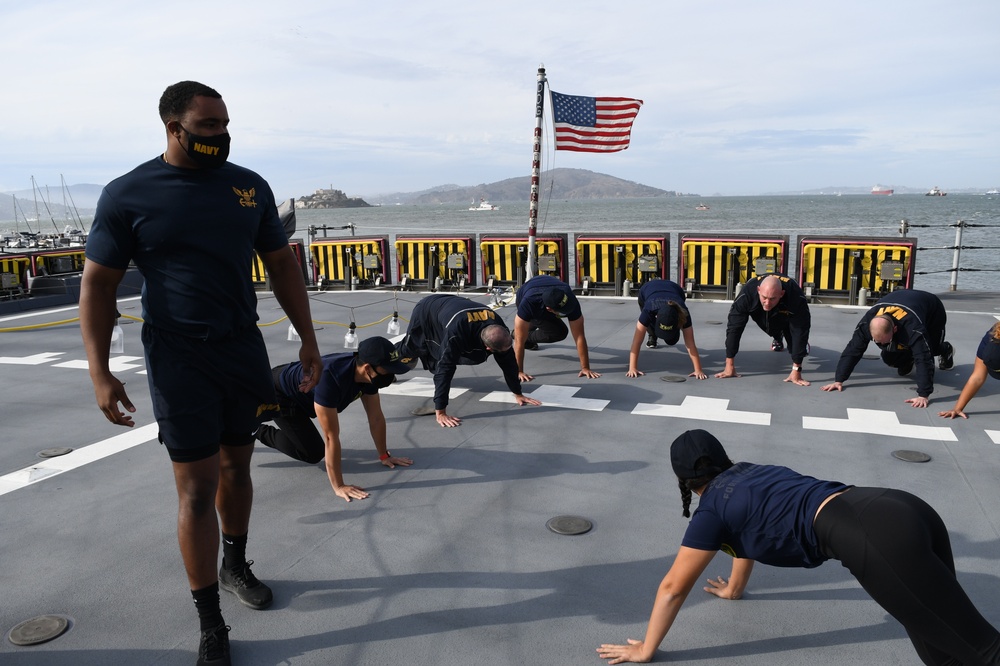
[{"x1": 527, "y1": 65, "x2": 546, "y2": 281}]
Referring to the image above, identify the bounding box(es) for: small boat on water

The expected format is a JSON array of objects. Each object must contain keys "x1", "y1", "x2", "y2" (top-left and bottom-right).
[
  {"x1": 695, "y1": 204, "x2": 710, "y2": 211},
  {"x1": 469, "y1": 198, "x2": 499, "y2": 211},
  {"x1": 871, "y1": 185, "x2": 894, "y2": 195},
  {"x1": 986, "y1": 189, "x2": 1000, "y2": 196},
  {"x1": 926, "y1": 186, "x2": 947, "y2": 196}
]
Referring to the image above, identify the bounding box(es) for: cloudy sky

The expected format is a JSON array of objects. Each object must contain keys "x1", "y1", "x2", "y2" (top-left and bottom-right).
[{"x1": 2, "y1": 0, "x2": 997, "y2": 199}]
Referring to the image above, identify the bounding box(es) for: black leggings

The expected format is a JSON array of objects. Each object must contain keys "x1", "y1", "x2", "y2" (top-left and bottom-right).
[
  {"x1": 815, "y1": 487, "x2": 1000, "y2": 665},
  {"x1": 526, "y1": 311, "x2": 569, "y2": 345},
  {"x1": 256, "y1": 364, "x2": 325, "y2": 464}
]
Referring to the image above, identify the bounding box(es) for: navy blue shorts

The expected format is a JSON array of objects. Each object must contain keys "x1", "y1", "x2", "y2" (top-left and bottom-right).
[{"x1": 142, "y1": 324, "x2": 279, "y2": 463}]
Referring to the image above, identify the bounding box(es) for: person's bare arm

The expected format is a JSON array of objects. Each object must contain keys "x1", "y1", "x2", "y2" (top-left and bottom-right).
[
  {"x1": 80, "y1": 260, "x2": 135, "y2": 426},
  {"x1": 261, "y1": 246, "x2": 322, "y2": 392}
]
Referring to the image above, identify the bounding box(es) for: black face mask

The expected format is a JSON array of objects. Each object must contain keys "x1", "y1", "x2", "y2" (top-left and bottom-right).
[
  {"x1": 179, "y1": 125, "x2": 230, "y2": 168},
  {"x1": 370, "y1": 371, "x2": 395, "y2": 389}
]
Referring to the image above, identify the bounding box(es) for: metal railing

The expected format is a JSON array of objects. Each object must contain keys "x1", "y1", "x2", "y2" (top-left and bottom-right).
[{"x1": 900, "y1": 219, "x2": 1000, "y2": 291}]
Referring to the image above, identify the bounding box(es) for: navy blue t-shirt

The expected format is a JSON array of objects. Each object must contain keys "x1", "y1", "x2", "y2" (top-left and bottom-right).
[
  {"x1": 681, "y1": 462, "x2": 850, "y2": 568},
  {"x1": 515, "y1": 275, "x2": 582, "y2": 322},
  {"x1": 86, "y1": 157, "x2": 288, "y2": 340},
  {"x1": 977, "y1": 331, "x2": 1000, "y2": 381},
  {"x1": 637, "y1": 279, "x2": 691, "y2": 331},
  {"x1": 277, "y1": 353, "x2": 376, "y2": 417}
]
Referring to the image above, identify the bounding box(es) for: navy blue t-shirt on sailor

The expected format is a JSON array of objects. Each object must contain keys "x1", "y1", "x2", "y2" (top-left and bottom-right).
[
  {"x1": 977, "y1": 331, "x2": 1000, "y2": 381},
  {"x1": 86, "y1": 157, "x2": 287, "y2": 340},
  {"x1": 515, "y1": 275, "x2": 582, "y2": 322},
  {"x1": 681, "y1": 462, "x2": 850, "y2": 568},
  {"x1": 637, "y1": 279, "x2": 691, "y2": 332},
  {"x1": 277, "y1": 353, "x2": 376, "y2": 418}
]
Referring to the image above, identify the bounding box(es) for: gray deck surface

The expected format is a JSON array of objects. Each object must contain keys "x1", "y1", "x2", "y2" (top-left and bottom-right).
[{"x1": 2, "y1": 289, "x2": 999, "y2": 665}]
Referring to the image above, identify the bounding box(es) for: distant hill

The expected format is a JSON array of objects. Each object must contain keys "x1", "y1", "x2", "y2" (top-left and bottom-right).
[
  {"x1": 363, "y1": 169, "x2": 684, "y2": 205},
  {"x1": 0, "y1": 183, "x2": 101, "y2": 227}
]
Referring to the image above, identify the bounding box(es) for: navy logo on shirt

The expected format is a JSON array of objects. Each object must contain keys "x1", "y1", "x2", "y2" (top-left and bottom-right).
[
  {"x1": 233, "y1": 187, "x2": 258, "y2": 208},
  {"x1": 256, "y1": 402, "x2": 280, "y2": 417},
  {"x1": 875, "y1": 305, "x2": 909, "y2": 321}
]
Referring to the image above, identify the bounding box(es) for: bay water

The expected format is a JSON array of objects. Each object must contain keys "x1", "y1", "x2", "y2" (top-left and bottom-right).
[{"x1": 294, "y1": 194, "x2": 1000, "y2": 294}]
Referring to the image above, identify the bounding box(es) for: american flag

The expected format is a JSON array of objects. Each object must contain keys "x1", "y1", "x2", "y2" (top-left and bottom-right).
[{"x1": 550, "y1": 91, "x2": 643, "y2": 153}]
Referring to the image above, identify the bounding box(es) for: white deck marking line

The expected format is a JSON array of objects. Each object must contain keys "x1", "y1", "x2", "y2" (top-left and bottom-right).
[
  {"x1": 481, "y1": 384, "x2": 610, "y2": 411},
  {"x1": 0, "y1": 423, "x2": 159, "y2": 497},
  {"x1": 632, "y1": 395, "x2": 771, "y2": 425},
  {"x1": 377, "y1": 376, "x2": 468, "y2": 398},
  {"x1": 803, "y1": 408, "x2": 957, "y2": 441},
  {"x1": 986, "y1": 430, "x2": 1000, "y2": 445},
  {"x1": 0, "y1": 352, "x2": 65, "y2": 365},
  {"x1": 52, "y1": 356, "x2": 145, "y2": 372}
]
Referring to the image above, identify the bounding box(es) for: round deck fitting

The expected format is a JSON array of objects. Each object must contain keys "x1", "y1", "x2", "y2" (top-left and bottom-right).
[
  {"x1": 37, "y1": 447, "x2": 73, "y2": 459},
  {"x1": 659, "y1": 375, "x2": 687, "y2": 383},
  {"x1": 704, "y1": 320, "x2": 723, "y2": 325},
  {"x1": 546, "y1": 515, "x2": 593, "y2": 536},
  {"x1": 8, "y1": 615, "x2": 70, "y2": 646},
  {"x1": 892, "y1": 450, "x2": 931, "y2": 463}
]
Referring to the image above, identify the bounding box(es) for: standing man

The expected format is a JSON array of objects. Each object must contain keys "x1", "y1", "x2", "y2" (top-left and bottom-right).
[
  {"x1": 80, "y1": 81, "x2": 322, "y2": 666},
  {"x1": 256, "y1": 337, "x2": 414, "y2": 501},
  {"x1": 513, "y1": 274, "x2": 601, "y2": 380},
  {"x1": 714, "y1": 274, "x2": 811, "y2": 386},
  {"x1": 822, "y1": 289, "x2": 954, "y2": 408},
  {"x1": 626, "y1": 278, "x2": 707, "y2": 379},
  {"x1": 398, "y1": 294, "x2": 541, "y2": 427}
]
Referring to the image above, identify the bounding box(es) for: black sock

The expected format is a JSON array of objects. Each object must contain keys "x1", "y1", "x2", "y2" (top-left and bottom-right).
[
  {"x1": 221, "y1": 532, "x2": 248, "y2": 570},
  {"x1": 192, "y1": 582, "x2": 224, "y2": 631}
]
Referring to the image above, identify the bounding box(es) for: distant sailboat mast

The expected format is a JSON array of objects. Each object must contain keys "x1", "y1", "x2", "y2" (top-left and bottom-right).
[
  {"x1": 12, "y1": 195, "x2": 33, "y2": 235},
  {"x1": 32, "y1": 176, "x2": 61, "y2": 233},
  {"x1": 61, "y1": 174, "x2": 86, "y2": 231}
]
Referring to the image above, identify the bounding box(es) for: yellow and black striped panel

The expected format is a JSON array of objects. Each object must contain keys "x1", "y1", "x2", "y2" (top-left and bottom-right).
[
  {"x1": 250, "y1": 242, "x2": 307, "y2": 286},
  {"x1": 479, "y1": 238, "x2": 563, "y2": 283},
  {"x1": 799, "y1": 241, "x2": 915, "y2": 293},
  {"x1": 310, "y1": 238, "x2": 387, "y2": 283},
  {"x1": 394, "y1": 237, "x2": 473, "y2": 283},
  {"x1": 680, "y1": 239, "x2": 786, "y2": 288},
  {"x1": 33, "y1": 250, "x2": 87, "y2": 275},
  {"x1": 251, "y1": 253, "x2": 267, "y2": 285},
  {"x1": 574, "y1": 238, "x2": 667, "y2": 285},
  {"x1": 0, "y1": 255, "x2": 32, "y2": 288}
]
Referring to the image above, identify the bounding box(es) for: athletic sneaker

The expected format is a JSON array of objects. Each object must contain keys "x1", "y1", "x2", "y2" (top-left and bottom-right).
[
  {"x1": 523, "y1": 340, "x2": 539, "y2": 351},
  {"x1": 646, "y1": 335, "x2": 657, "y2": 349},
  {"x1": 197, "y1": 623, "x2": 230, "y2": 666},
  {"x1": 219, "y1": 560, "x2": 273, "y2": 610},
  {"x1": 770, "y1": 339, "x2": 784, "y2": 352},
  {"x1": 938, "y1": 342, "x2": 955, "y2": 370},
  {"x1": 897, "y1": 360, "x2": 914, "y2": 377}
]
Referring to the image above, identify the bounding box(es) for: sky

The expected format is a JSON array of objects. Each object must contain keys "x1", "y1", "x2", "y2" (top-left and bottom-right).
[{"x1": 2, "y1": 0, "x2": 998, "y2": 200}]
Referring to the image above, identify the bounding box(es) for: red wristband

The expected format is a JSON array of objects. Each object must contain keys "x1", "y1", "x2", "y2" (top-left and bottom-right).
[{"x1": 379, "y1": 452, "x2": 391, "y2": 461}]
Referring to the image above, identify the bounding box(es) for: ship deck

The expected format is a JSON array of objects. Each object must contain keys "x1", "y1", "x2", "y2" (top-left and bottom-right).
[{"x1": 2, "y1": 289, "x2": 999, "y2": 665}]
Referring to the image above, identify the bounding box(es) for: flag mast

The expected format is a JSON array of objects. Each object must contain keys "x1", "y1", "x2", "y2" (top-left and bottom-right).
[{"x1": 527, "y1": 65, "x2": 546, "y2": 281}]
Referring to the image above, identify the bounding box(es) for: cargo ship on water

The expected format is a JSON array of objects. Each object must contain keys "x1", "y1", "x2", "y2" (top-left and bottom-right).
[{"x1": 871, "y1": 185, "x2": 894, "y2": 195}]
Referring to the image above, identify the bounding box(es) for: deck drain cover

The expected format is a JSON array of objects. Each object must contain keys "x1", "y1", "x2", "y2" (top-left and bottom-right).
[
  {"x1": 546, "y1": 515, "x2": 593, "y2": 535},
  {"x1": 37, "y1": 447, "x2": 73, "y2": 458},
  {"x1": 892, "y1": 450, "x2": 931, "y2": 463},
  {"x1": 410, "y1": 406, "x2": 436, "y2": 416},
  {"x1": 660, "y1": 375, "x2": 687, "y2": 383},
  {"x1": 705, "y1": 320, "x2": 723, "y2": 325},
  {"x1": 8, "y1": 614, "x2": 70, "y2": 646}
]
